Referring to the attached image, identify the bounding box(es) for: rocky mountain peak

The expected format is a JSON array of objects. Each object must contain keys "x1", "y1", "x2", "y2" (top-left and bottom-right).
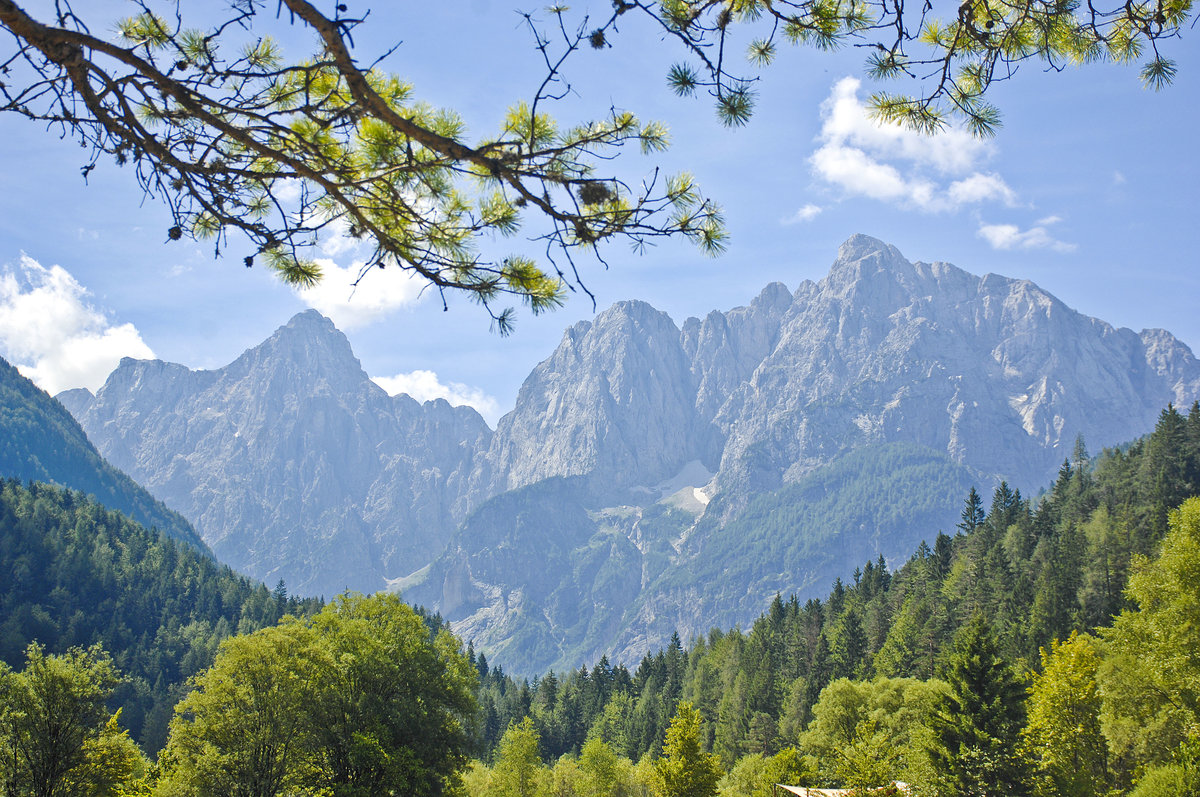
[
  {"x1": 835, "y1": 232, "x2": 900, "y2": 262},
  {"x1": 823, "y1": 233, "x2": 922, "y2": 306},
  {"x1": 223, "y1": 309, "x2": 372, "y2": 398},
  {"x1": 57, "y1": 235, "x2": 1200, "y2": 674},
  {"x1": 750, "y1": 281, "x2": 793, "y2": 314}
]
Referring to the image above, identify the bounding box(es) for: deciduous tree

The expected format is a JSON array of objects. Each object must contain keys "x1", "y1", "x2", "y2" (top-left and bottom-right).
[
  {"x1": 1098, "y1": 497, "x2": 1200, "y2": 783},
  {"x1": 0, "y1": 643, "x2": 141, "y2": 797},
  {"x1": 155, "y1": 594, "x2": 478, "y2": 797},
  {"x1": 492, "y1": 717, "x2": 550, "y2": 797},
  {"x1": 1023, "y1": 632, "x2": 1111, "y2": 797}
]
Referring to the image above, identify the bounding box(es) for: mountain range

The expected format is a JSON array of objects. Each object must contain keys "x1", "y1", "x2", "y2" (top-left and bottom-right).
[{"x1": 57, "y1": 234, "x2": 1200, "y2": 672}]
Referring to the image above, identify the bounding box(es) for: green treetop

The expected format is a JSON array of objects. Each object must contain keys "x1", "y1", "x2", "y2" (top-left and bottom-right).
[
  {"x1": 929, "y1": 614, "x2": 1031, "y2": 797},
  {"x1": 0, "y1": 643, "x2": 146, "y2": 797},
  {"x1": 657, "y1": 702, "x2": 723, "y2": 797},
  {"x1": 155, "y1": 593, "x2": 478, "y2": 797}
]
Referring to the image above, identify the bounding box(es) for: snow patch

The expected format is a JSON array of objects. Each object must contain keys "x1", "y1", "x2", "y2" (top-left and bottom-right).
[{"x1": 652, "y1": 459, "x2": 715, "y2": 496}]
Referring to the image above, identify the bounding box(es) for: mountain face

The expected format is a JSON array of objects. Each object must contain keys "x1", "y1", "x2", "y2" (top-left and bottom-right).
[
  {"x1": 406, "y1": 235, "x2": 1200, "y2": 671},
  {"x1": 701, "y1": 235, "x2": 1195, "y2": 499},
  {"x1": 61, "y1": 236, "x2": 1200, "y2": 672},
  {"x1": 0, "y1": 355, "x2": 206, "y2": 550},
  {"x1": 64, "y1": 311, "x2": 490, "y2": 597}
]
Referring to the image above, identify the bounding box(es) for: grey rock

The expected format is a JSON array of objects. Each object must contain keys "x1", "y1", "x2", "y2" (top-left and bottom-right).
[
  {"x1": 70, "y1": 310, "x2": 490, "y2": 597},
  {"x1": 62, "y1": 236, "x2": 1200, "y2": 673},
  {"x1": 417, "y1": 234, "x2": 1200, "y2": 672}
]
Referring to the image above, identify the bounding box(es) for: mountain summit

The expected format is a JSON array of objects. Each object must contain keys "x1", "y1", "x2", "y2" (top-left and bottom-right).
[
  {"x1": 61, "y1": 235, "x2": 1200, "y2": 670},
  {"x1": 64, "y1": 311, "x2": 490, "y2": 597}
]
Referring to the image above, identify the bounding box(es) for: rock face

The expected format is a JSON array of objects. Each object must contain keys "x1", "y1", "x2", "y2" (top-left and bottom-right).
[
  {"x1": 468, "y1": 301, "x2": 722, "y2": 504},
  {"x1": 62, "y1": 236, "x2": 1200, "y2": 672},
  {"x1": 701, "y1": 234, "x2": 1199, "y2": 500},
  {"x1": 66, "y1": 311, "x2": 490, "y2": 597},
  {"x1": 407, "y1": 234, "x2": 1200, "y2": 671}
]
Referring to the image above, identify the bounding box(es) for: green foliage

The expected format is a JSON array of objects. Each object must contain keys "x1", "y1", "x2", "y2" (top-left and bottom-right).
[
  {"x1": 154, "y1": 620, "x2": 319, "y2": 797},
  {"x1": 156, "y1": 593, "x2": 478, "y2": 797},
  {"x1": 307, "y1": 594, "x2": 479, "y2": 795},
  {"x1": 0, "y1": 357, "x2": 204, "y2": 550},
  {"x1": 717, "y1": 747, "x2": 810, "y2": 797},
  {"x1": 0, "y1": 479, "x2": 319, "y2": 751},
  {"x1": 656, "y1": 703, "x2": 722, "y2": 797},
  {"x1": 800, "y1": 676, "x2": 945, "y2": 789},
  {"x1": 0, "y1": 642, "x2": 146, "y2": 797},
  {"x1": 598, "y1": 0, "x2": 1196, "y2": 137},
  {"x1": 1023, "y1": 632, "x2": 1111, "y2": 797},
  {"x1": 928, "y1": 615, "x2": 1031, "y2": 796},
  {"x1": 491, "y1": 718, "x2": 550, "y2": 797},
  {"x1": 1098, "y1": 497, "x2": 1200, "y2": 778},
  {"x1": 2, "y1": 2, "x2": 727, "y2": 333},
  {"x1": 464, "y1": 403, "x2": 1200, "y2": 787},
  {"x1": 10, "y1": 387, "x2": 1200, "y2": 796}
]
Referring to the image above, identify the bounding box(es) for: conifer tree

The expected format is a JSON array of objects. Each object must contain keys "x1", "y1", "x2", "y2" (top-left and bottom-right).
[
  {"x1": 929, "y1": 615, "x2": 1031, "y2": 797},
  {"x1": 657, "y1": 703, "x2": 722, "y2": 797},
  {"x1": 958, "y1": 487, "x2": 986, "y2": 536}
]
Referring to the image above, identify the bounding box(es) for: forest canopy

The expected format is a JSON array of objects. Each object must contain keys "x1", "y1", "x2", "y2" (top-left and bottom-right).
[{"x1": 4, "y1": 403, "x2": 1200, "y2": 794}]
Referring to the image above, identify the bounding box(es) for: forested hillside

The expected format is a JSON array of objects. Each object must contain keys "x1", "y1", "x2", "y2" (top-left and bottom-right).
[
  {"x1": 0, "y1": 479, "x2": 321, "y2": 750},
  {"x1": 460, "y1": 403, "x2": 1200, "y2": 794},
  {"x1": 3, "y1": 403, "x2": 1198, "y2": 795},
  {"x1": 0, "y1": 356, "x2": 206, "y2": 550}
]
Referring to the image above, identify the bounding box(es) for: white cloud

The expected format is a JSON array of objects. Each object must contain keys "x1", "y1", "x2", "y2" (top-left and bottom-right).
[
  {"x1": 948, "y1": 173, "x2": 1018, "y2": 206},
  {"x1": 977, "y1": 220, "x2": 1077, "y2": 253},
  {"x1": 811, "y1": 144, "x2": 913, "y2": 202},
  {"x1": 0, "y1": 255, "x2": 155, "y2": 394},
  {"x1": 295, "y1": 259, "x2": 424, "y2": 329},
  {"x1": 783, "y1": 204, "x2": 823, "y2": 224},
  {"x1": 373, "y1": 370, "x2": 500, "y2": 425},
  {"x1": 318, "y1": 218, "x2": 367, "y2": 258},
  {"x1": 809, "y1": 78, "x2": 1018, "y2": 213}
]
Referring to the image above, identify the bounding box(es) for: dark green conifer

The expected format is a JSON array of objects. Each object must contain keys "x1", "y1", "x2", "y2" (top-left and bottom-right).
[{"x1": 930, "y1": 615, "x2": 1031, "y2": 797}]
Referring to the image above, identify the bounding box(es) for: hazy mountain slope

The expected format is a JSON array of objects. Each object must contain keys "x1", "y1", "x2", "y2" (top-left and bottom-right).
[
  {"x1": 66, "y1": 311, "x2": 490, "y2": 596},
  {"x1": 405, "y1": 444, "x2": 977, "y2": 673},
  {"x1": 0, "y1": 355, "x2": 206, "y2": 550}
]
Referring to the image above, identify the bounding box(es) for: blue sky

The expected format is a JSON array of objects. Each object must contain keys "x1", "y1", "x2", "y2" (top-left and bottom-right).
[{"x1": 1, "y1": 2, "x2": 1197, "y2": 425}]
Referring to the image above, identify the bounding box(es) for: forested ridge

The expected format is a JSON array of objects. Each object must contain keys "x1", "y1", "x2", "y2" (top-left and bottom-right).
[
  {"x1": 3, "y1": 404, "x2": 1200, "y2": 795},
  {"x1": 0, "y1": 479, "x2": 321, "y2": 751},
  {"x1": 461, "y1": 403, "x2": 1200, "y2": 796},
  {"x1": 0, "y1": 356, "x2": 206, "y2": 550}
]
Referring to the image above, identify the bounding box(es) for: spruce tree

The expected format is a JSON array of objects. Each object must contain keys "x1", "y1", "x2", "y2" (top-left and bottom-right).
[
  {"x1": 929, "y1": 615, "x2": 1031, "y2": 797},
  {"x1": 656, "y1": 703, "x2": 722, "y2": 797},
  {"x1": 958, "y1": 487, "x2": 986, "y2": 536}
]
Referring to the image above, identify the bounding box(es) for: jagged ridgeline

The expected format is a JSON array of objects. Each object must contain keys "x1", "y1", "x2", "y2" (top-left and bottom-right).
[
  {"x1": 61, "y1": 235, "x2": 1200, "y2": 674},
  {"x1": 468, "y1": 403, "x2": 1200, "y2": 764},
  {"x1": 0, "y1": 479, "x2": 322, "y2": 752}
]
